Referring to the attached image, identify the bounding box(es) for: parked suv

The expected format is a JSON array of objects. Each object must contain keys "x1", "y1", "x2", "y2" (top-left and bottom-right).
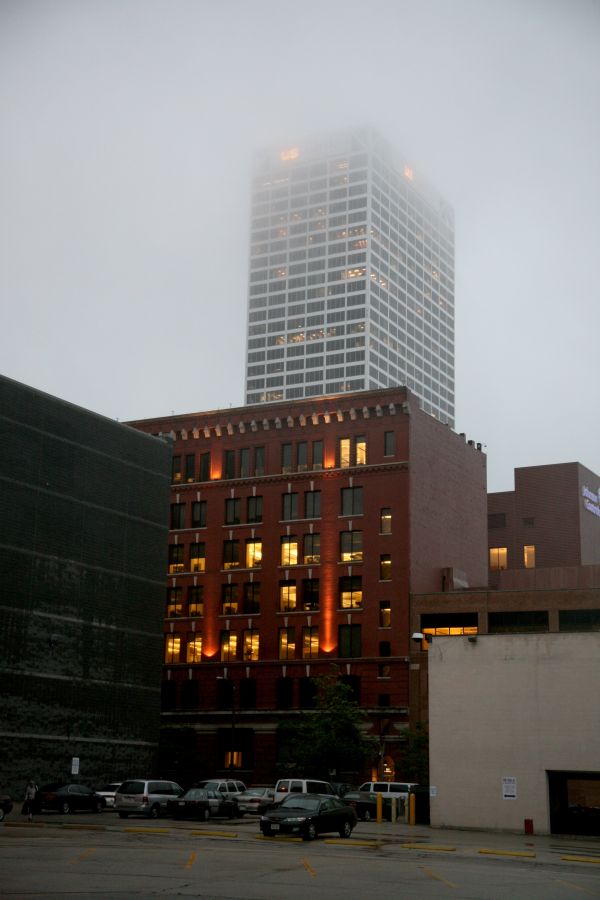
[
  {"x1": 194, "y1": 779, "x2": 246, "y2": 803},
  {"x1": 273, "y1": 778, "x2": 335, "y2": 804},
  {"x1": 115, "y1": 779, "x2": 183, "y2": 819}
]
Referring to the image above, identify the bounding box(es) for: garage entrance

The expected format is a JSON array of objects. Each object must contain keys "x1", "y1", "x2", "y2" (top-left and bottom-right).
[{"x1": 548, "y1": 771, "x2": 600, "y2": 835}]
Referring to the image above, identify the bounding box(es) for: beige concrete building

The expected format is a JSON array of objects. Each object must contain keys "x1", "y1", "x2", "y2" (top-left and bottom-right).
[{"x1": 428, "y1": 633, "x2": 600, "y2": 834}]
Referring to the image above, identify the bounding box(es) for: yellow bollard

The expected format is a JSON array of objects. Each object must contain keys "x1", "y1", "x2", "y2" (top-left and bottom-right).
[
  {"x1": 376, "y1": 792, "x2": 383, "y2": 823},
  {"x1": 408, "y1": 792, "x2": 416, "y2": 826}
]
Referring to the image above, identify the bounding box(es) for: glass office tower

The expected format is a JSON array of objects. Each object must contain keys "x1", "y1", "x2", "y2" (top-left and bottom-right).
[{"x1": 245, "y1": 127, "x2": 455, "y2": 426}]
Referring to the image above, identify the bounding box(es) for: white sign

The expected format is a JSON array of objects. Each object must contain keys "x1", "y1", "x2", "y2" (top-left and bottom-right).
[
  {"x1": 71, "y1": 757, "x2": 80, "y2": 776},
  {"x1": 429, "y1": 785, "x2": 438, "y2": 797},
  {"x1": 582, "y1": 486, "x2": 600, "y2": 518},
  {"x1": 502, "y1": 776, "x2": 517, "y2": 800}
]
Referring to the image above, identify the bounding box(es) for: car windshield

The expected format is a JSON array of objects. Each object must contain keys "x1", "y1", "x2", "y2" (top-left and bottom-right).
[
  {"x1": 40, "y1": 784, "x2": 62, "y2": 792},
  {"x1": 280, "y1": 796, "x2": 320, "y2": 812},
  {"x1": 183, "y1": 789, "x2": 207, "y2": 800},
  {"x1": 118, "y1": 781, "x2": 144, "y2": 794}
]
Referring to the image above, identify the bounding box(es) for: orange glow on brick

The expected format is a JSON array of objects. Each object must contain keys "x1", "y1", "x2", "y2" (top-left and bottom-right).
[
  {"x1": 211, "y1": 460, "x2": 222, "y2": 480},
  {"x1": 324, "y1": 450, "x2": 335, "y2": 469},
  {"x1": 320, "y1": 540, "x2": 337, "y2": 653}
]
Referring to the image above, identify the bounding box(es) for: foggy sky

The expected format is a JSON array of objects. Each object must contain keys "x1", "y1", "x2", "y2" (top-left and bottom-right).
[{"x1": 1, "y1": 0, "x2": 599, "y2": 491}]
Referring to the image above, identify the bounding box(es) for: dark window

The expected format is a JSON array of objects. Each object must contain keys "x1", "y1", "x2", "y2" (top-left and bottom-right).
[
  {"x1": 216, "y1": 677, "x2": 234, "y2": 708},
  {"x1": 341, "y1": 486, "x2": 363, "y2": 516},
  {"x1": 223, "y1": 540, "x2": 240, "y2": 569},
  {"x1": 303, "y1": 533, "x2": 320, "y2": 564},
  {"x1": 199, "y1": 452, "x2": 210, "y2": 482},
  {"x1": 523, "y1": 517, "x2": 535, "y2": 528},
  {"x1": 255, "y1": 446, "x2": 265, "y2": 476},
  {"x1": 190, "y1": 542, "x2": 205, "y2": 572},
  {"x1": 379, "y1": 640, "x2": 391, "y2": 657},
  {"x1": 225, "y1": 498, "x2": 241, "y2": 525},
  {"x1": 276, "y1": 676, "x2": 294, "y2": 708},
  {"x1": 384, "y1": 431, "x2": 395, "y2": 456},
  {"x1": 339, "y1": 624, "x2": 361, "y2": 657},
  {"x1": 488, "y1": 610, "x2": 549, "y2": 633},
  {"x1": 297, "y1": 441, "x2": 308, "y2": 471},
  {"x1": 240, "y1": 448, "x2": 250, "y2": 478},
  {"x1": 171, "y1": 455, "x2": 182, "y2": 483},
  {"x1": 239, "y1": 678, "x2": 257, "y2": 709},
  {"x1": 312, "y1": 440, "x2": 323, "y2": 470},
  {"x1": 488, "y1": 512, "x2": 506, "y2": 529},
  {"x1": 281, "y1": 443, "x2": 293, "y2": 473},
  {"x1": 221, "y1": 584, "x2": 239, "y2": 615},
  {"x1": 559, "y1": 609, "x2": 600, "y2": 632},
  {"x1": 243, "y1": 582, "x2": 261, "y2": 614},
  {"x1": 170, "y1": 503, "x2": 185, "y2": 529},
  {"x1": 167, "y1": 587, "x2": 183, "y2": 617},
  {"x1": 340, "y1": 530, "x2": 363, "y2": 562},
  {"x1": 378, "y1": 693, "x2": 391, "y2": 707},
  {"x1": 188, "y1": 585, "x2": 204, "y2": 616},
  {"x1": 302, "y1": 578, "x2": 319, "y2": 610},
  {"x1": 168, "y1": 545, "x2": 184, "y2": 573},
  {"x1": 380, "y1": 553, "x2": 391, "y2": 580},
  {"x1": 305, "y1": 490, "x2": 321, "y2": 518},
  {"x1": 299, "y1": 676, "x2": 318, "y2": 708},
  {"x1": 282, "y1": 492, "x2": 299, "y2": 520},
  {"x1": 340, "y1": 674, "x2": 361, "y2": 703},
  {"x1": 224, "y1": 450, "x2": 235, "y2": 479},
  {"x1": 161, "y1": 680, "x2": 177, "y2": 710},
  {"x1": 191, "y1": 500, "x2": 207, "y2": 528},
  {"x1": 181, "y1": 680, "x2": 199, "y2": 709},
  {"x1": 185, "y1": 454, "x2": 195, "y2": 483},
  {"x1": 247, "y1": 495, "x2": 263, "y2": 523}
]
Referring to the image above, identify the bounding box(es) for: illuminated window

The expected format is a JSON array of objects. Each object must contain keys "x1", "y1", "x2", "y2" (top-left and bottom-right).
[
  {"x1": 171, "y1": 455, "x2": 182, "y2": 483},
  {"x1": 279, "y1": 627, "x2": 296, "y2": 659},
  {"x1": 188, "y1": 585, "x2": 204, "y2": 617},
  {"x1": 339, "y1": 576, "x2": 362, "y2": 609},
  {"x1": 191, "y1": 501, "x2": 207, "y2": 528},
  {"x1": 190, "y1": 542, "x2": 206, "y2": 573},
  {"x1": 380, "y1": 554, "x2": 391, "y2": 580},
  {"x1": 248, "y1": 495, "x2": 263, "y2": 523},
  {"x1": 223, "y1": 540, "x2": 240, "y2": 569},
  {"x1": 338, "y1": 624, "x2": 361, "y2": 657},
  {"x1": 246, "y1": 539, "x2": 262, "y2": 568},
  {"x1": 186, "y1": 634, "x2": 202, "y2": 663},
  {"x1": 221, "y1": 584, "x2": 239, "y2": 615},
  {"x1": 167, "y1": 587, "x2": 183, "y2": 617},
  {"x1": 170, "y1": 503, "x2": 185, "y2": 530},
  {"x1": 380, "y1": 508, "x2": 392, "y2": 534},
  {"x1": 223, "y1": 750, "x2": 242, "y2": 769},
  {"x1": 421, "y1": 613, "x2": 478, "y2": 636},
  {"x1": 243, "y1": 629, "x2": 260, "y2": 661},
  {"x1": 279, "y1": 580, "x2": 297, "y2": 611},
  {"x1": 168, "y1": 545, "x2": 184, "y2": 574},
  {"x1": 305, "y1": 490, "x2": 321, "y2": 518},
  {"x1": 379, "y1": 600, "x2": 391, "y2": 628},
  {"x1": 356, "y1": 435, "x2": 366, "y2": 465},
  {"x1": 220, "y1": 631, "x2": 237, "y2": 662},
  {"x1": 165, "y1": 635, "x2": 181, "y2": 664},
  {"x1": 303, "y1": 533, "x2": 320, "y2": 564},
  {"x1": 243, "y1": 582, "x2": 260, "y2": 614},
  {"x1": 384, "y1": 431, "x2": 395, "y2": 456},
  {"x1": 339, "y1": 438, "x2": 351, "y2": 468},
  {"x1": 340, "y1": 530, "x2": 363, "y2": 562},
  {"x1": 225, "y1": 498, "x2": 241, "y2": 525},
  {"x1": 524, "y1": 545, "x2": 536, "y2": 569},
  {"x1": 281, "y1": 536, "x2": 298, "y2": 566},
  {"x1": 282, "y1": 492, "x2": 298, "y2": 520},
  {"x1": 302, "y1": 578, "x2": 319, "y2": 610},
  {"x1": 302, "y1": 626, "x2": 319, "y2": 659},
  {"x1": 489, "y1": 547, "x2": 508, "y2": 571}
]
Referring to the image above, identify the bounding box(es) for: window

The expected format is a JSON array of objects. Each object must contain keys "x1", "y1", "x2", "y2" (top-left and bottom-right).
[
  {"x1": 312, "y1": 440, "x2": 323, "y2": 470},
  {"x1": 168, "y1": 545, "x2": 184, "y2": 574},
  {"x1": 489, "y1": 547, "x2": 508, "y2": 571},
  {"x1": 221, "y1": 584, "x2": 239, "y2": 615},
  {"x1": 220, "y1": 631, "x2": 237, "y2": 661},
  {"x1": 243, "y1": 582, "x2": 260, "y2": 614},
  {"x1": 302, "y1": 626, "x2": 319, "y2": 659},
  {"x1": 524, "y1": 545, "x2": 536, "y2": 569},
  {"x1": 165, "y1": 635, "x2": 181, "y2": 663},
  {"x1": 339, "y1": 576, "x2": 362, "y2": 609},
  {"x1": 199, "y1": 452, "x2": 210, "y2": 482},
  {"x1": 223, "y1": 540, "x2": 240, "y2": 569},
  {"x1": 340, "y1": 530, "x2": 363, "y2": 562},
  {"x1": 421, "y1": 612, "x2": 478, "y2": 636},
  {"x1": 279, "y1": 627, "x2": 296, "y2": 659},
  {"x1": 384, "y1": 431, "x2": 395, "y2": 456},
  {"x1": 488, "y1": 512, "x2": 506, "y2": 529},
  {"x1": 297, "y1": 441, "x2": 308, "y2": 471},
  {"x1": 224, "y1": 450, "x2": 235, "y2": 479},
  {"x1": 380, "y1": 508, "x2": 392, "y2": 534},
  {"x1": 186, "y1": 634, "x2": 202, "y2": 663},
  {"x1": 488, "y1": 611, "x2": 548, "y2": 634},
  {"x1": 355, "y1": 435, "x2": 366, "y2": 465},
  {"x1": 338, "y1": 624, "x2": 361, "y2": 657},
  {"x1": 243, "y1": 629, "x2": 259, "y2": 661},
  {"x1": 181, "y1": 680, "x2": 199, "y2": 708},
  {"x1": 276, "y1": 676, "x2": 294, "y2": 708},
  {"x1": 339, "y1": 435, "x2": 366, "y2": 467},
  {"x1": 188, "y1": 585, "x2": 204, "y2": 617},
  {"x1": 301, "y1": 578, "x2": 319, "y2": 610},
  {"x1": 380, "y1": 553, "x2": 391, "y2": 580},
  {"x1": 170, "y1": 503, "x2": 185, "y2": 530},
  {"x1": 185, "y1": 454, "x2": 195, "y2": 483},
  {"x1": 378, "y1": 664, "x2": 391, "y2": 678},
  {"x1": 559, "y1": 609, "x2": 600, "y2": 632},
  {"x1": 341, "y1": 486, "x2": 363, "y2": 516},
  {"x1": 282, "y1": 492, "x2": 299, "y2": 520},
  {"x1": 255, "y1": 446, "x2": 265, "y2": 476},
  {"x1": 299, "y1": 676, "x2": 317, "y2": 708},
  {"x1": 190, "y1": 542, "x2": 206, "y2": 572},
  {"x1": 246, "y1": 538, "x2": 262, "y2": 568},
  {"x1": 171, "y1": 455, "x2": 182, "y2": 483},
  {"x1": 240, "y1": 448, "x2": 250, "y2": 478},
  {"x1": 339, "y1": 437, "x2": 351, "y2": 468},
  {"x1": 247, "y1": 495, "x2": 263, "y2": 523},
  {"x1": 379, "y1": 599, "x2": 391, "y2": 628},
  {"x1": 279, "y1": 580, "x2": 297, "y2": 611},
  {"x1": 191, "y1": 501, "x2": 207, "y2": 528},
  {"x1": 280, "y1": 536, "x2": 298, "y2": 566},
  {"x1": 303, "y1": 533, "x2": 321, "y2": 564},
  {"x1": 281, "y1": 443, "x2": 292, "y2": 473},
  {"x1": 225, "y1": 498, "x2": 241, "y2": 525},
  {"x1": 239, "y1": 678, "x2": 256, "y2": 709},
  {"x1": 379, "y1": 640, "x2": 391, "y2": 657},
  {"x1": 305, "y1": 490, "x2": 321, "y2": 518},
  {"x1": 167, "y1": 587, "x2": 182, "y2": 617}
]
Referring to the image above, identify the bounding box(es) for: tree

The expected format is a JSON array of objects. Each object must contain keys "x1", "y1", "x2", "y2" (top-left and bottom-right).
[{"x1": 277, "y1": 670, "x2": 377, "y2": 779}]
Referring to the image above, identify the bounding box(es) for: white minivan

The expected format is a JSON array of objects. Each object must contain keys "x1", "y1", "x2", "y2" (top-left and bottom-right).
[
  {"x1": 357, "y1": 781, "x2": 419, "y2": 800},
  {"x1": 273, "y1": 778, "x2": 335, "y2": 804}
]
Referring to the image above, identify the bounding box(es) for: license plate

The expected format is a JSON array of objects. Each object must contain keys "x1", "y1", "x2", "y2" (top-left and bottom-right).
[
  {"x1": 178, "y1": 801, "x2": 185, "y2": 806},
  {"x1": 271, "y1": 824, "x2": 280, "y2": 831}
]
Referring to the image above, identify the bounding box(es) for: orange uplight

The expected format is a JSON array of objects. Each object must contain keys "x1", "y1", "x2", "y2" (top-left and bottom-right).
[
  {"x1": 280, "y1": 147, "x2": 300, "y2": 161},
  {"x1": 324, "y1": 450, "x2": 335, "y2": 469},
  {"x1": 211, "y1": 460, "x2": 222, "y2": 480},
  {"x1": 319, "y1": 541, "x2": 336, "y2": 652},
  {"x1": 404, "y1": 166, "x2": 414, "y2": 181}
]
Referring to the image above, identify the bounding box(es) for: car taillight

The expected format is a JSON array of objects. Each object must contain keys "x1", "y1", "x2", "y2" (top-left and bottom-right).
[
  {"x1": 47, "y1": 793, "x2": 56, "y2": 801},
  {"x1": 142, "y1": 795, "x2": 148, "y2": 804}
]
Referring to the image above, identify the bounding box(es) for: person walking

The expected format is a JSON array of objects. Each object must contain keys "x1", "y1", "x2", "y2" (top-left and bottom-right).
[{"x1": 23, "y1": 780, "x2": 37, "y2": 822}]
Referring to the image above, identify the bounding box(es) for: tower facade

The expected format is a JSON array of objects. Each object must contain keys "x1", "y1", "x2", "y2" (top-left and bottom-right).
[{"x1": 245, "y1": 127, "x2": 455, "y2": 426}]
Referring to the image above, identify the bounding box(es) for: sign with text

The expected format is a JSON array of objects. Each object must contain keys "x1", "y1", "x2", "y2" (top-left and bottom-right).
[
  {"x1": 71, "y1": 757, "x2": 80, "y2": 776},
  {"x1": 502, "y1": 776, "x2": 517, "y2": 800}
]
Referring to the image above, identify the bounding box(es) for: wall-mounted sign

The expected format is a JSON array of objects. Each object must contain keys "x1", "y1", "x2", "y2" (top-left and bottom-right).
[
  {"x1": 71, "y1": 757, "x2": 80, "y2": 776},
  {"x1": 502, "y1": 776, "x2": 517, "y2": 800},
  {"x1": 582, "y1": 486, "x2": 600, "y2": 519}
]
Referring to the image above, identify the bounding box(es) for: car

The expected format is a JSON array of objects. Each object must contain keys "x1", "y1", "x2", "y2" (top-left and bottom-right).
[
  {"x1": 273, "y1": 778, "x2": 335, "y2": 804},
  {"x1": 194, "y1": 779, "x2": 246, "y2": 803},
  {"x1": 114, "y1": 779, "x2": 183, "y2": 819},
  {"x1": 236, "y1": 787, "x2": 275, "y2": 814},
  {"x1": 260, "y1": 792, "x2": 357, "y2": 840},
  {"x1": 95, "y1": 783, "x2": 122, "y2": 809},
  {"x1": 34, "y1": 784, "x2": 104, "y2": 815},
  {"x1": 0, "y1": 795, "x2": 13, "y2": 821},
  {"x1": 340, "y1": 790, "x2": 390, "y2": 822},
  {"x1": 166, "y1": 788, "x2": 237, "y2": 821},
  {"x1": 357, "y1": 780, "x2": 419, "y2": 801}
]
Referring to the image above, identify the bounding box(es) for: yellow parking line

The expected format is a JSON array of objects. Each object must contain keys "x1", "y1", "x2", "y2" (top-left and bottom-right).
[
  {"x1": 185, "y1": 851, "x2": 197, "y2": 869},
  {"x1": 302, "y1": 858, "x2": 317, "y2": 877},
  {"x1": 421, "y1": 866, "x2": 458, "y2": 889},
  {"x1": 560, "y1": 855, "x2": 600, "y2": 865},
  {"x1": 255, "y1": 834, "x2": 302, "y2": 842},
  {"x1": 124, "y1": 827, "x2": 170, "y2": 834},
  {"x1": 403, "y1": 843, "x2": 456, "y2": 852},
  {"x1": 324, "y1": 839, "x2": 379, "y2": 847},
  {"x1": 190, "y1": 829, "x2": 237, "y2": 838},
  {"x1": 70, "y1": 848, "x2": 96, "y2": 865},
  {"x1": 478, "y1": 849, "x2": 535, "y2": 859}
]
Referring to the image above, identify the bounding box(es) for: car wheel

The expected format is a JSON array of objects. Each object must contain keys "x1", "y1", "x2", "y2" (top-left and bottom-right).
[
  {"x1": 118, "y1": 812, "x2": 128, "y2": 819},
  {"x1": 149, "y1": 804, "x2": 160, "y2": 819},
  {"x1": 339, "y1": 820, "x2": 353, "y2": 838},
  {"x1": 60, "y1": 801, "x2": 71, "y2": 815},
  {"x1": 0, "y1": 808, "x2": 5, "y2": 822},
  {"x1": 363, "y1": 809, "x2": 372, "y2": 822},
  {"x1": 201, "y1": 807, "x2": 210, "y2": 822},
  {"x1": 303, "y1": 821, "x2": 317, "y2": 841}
]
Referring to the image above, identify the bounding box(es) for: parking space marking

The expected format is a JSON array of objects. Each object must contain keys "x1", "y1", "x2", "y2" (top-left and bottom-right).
[
  {"x1": 185, "y1": 851, "x2": 197, "y2": 869},
  {"x1": 302, "y1": 858, "x2": 317, "y2": 877},
  {"x1": 561, "y1": 855, "x2": 600, "y2": 865},
  {"x1": 69, "y1": 848, "x2": 96, "y2": 865},
  {"x1": 402, "y1": 843, "x2": 456, "y2": 852},
  {"x1": 324, "y1": 839, "x2": 379, "y2": 847},
  {"x1": 478, "y1": 848, "x2": 536, "y2": 858},
  {"x1": 420, "y1": 865, "x2": 458, "y2": 889},
  {"x1": 124, "y1": 827, "x2": 170, "y2": 834},
  {"x1": 190, "y1": 829, "x2": 237, "y2": 838}
]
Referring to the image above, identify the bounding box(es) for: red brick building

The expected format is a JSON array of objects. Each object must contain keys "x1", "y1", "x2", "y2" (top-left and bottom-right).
[{"x1": 128, "y1": 387, "x2": 486, "y2": 785}]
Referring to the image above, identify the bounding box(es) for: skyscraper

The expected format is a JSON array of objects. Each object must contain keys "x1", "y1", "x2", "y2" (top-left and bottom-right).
[{"x1": 244, "y1": 127, "x2": 455, "y2": 426}]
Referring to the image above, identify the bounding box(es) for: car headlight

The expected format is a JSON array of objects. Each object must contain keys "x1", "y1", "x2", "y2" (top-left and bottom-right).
[{"x1": 282, "y1": 816, "x2": 307, "y2": 823}]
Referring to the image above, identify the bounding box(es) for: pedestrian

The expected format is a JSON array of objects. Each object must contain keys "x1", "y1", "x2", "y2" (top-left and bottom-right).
[{"x1": 23, "y1": 780, "x2": 37, "y2": 822}]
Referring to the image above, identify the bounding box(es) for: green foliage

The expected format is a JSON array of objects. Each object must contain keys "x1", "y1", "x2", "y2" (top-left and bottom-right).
[{"x1": 277, "y1": 671, "x2": 377, "y2": 778}]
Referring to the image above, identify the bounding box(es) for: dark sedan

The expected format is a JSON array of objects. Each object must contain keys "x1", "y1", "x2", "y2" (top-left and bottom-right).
[
  {"x1": 34, "y1": 783, "x2": 104, "y2": 814},
  {"x1": 166, "y1": 788, "x2": 237, "y2": 820},
  {"x1": 260, "y1": 793, "x2": 357, "y2": 840},
  {"x1": 340, "y1": 790, "x2": 390, "y2": 822}
]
